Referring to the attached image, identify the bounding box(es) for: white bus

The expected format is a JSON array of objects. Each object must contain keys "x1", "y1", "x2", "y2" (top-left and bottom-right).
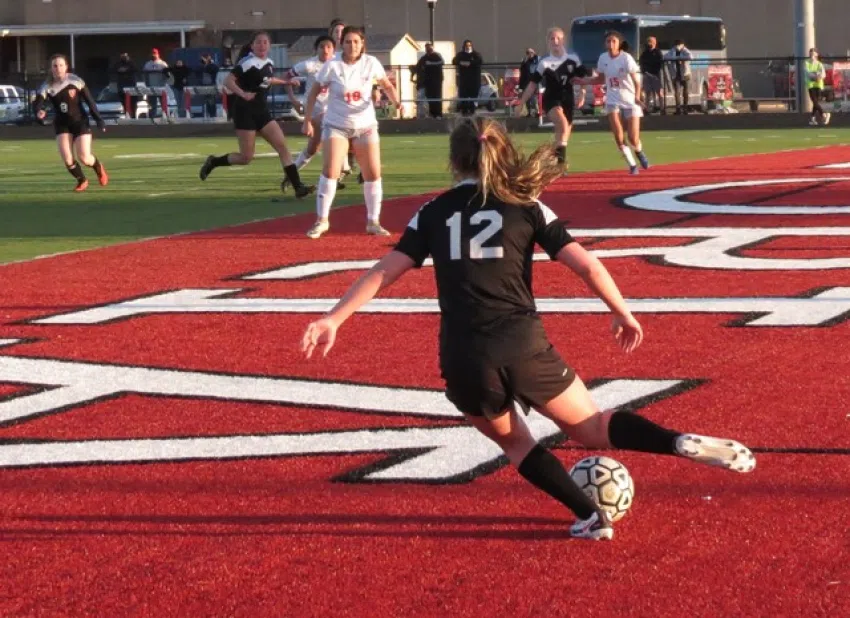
[{"x1": 569, "y1": 13, "x2": 733, "y2": 113}]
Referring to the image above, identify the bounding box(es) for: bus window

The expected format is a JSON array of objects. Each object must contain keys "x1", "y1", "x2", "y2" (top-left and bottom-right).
[
  {"x1": 639, "y1": 19, "x2": 726, "y2": 52},
  {"x1": 568, "y1": 18, "x2": 638, "y2": 66}
]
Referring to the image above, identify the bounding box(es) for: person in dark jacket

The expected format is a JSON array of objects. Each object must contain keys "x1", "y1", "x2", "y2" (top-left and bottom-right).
[
  {"x1": 415, "y1": 42, "x2": 445, "y2": 118},
  {"x1": 452, "y1": 39, "x2": 483, "y2": 116},
  {"x1": 199, "y1": 52, "x2": 220, "y2": 118},
  {"x1": 170, "y1": 59, "x2": 190, "y2": 117},
  {"x1": 519, "y1": 47, "x2": 540, "y2": 117},
  {"x1": 638, "y1": 36, "x2": 664, "y2": 113},
  {"x1": 112, "y1": 52, "x2": 137, "y2": 117}
]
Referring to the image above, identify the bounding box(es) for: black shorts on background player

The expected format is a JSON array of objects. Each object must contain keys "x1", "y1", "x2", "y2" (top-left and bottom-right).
[
  {"x1": 231, "y1": 100, "x2": 273, "y2": 131},
  {"x1": 394, "y1": 181, "x2": 576, "y2": 417},
  {"x1": 531, "y1": 53, "x2": 588, "y2": 117}
]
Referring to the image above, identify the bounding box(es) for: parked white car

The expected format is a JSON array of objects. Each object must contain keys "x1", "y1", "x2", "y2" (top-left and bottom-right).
[{"x1": 0, "y1": 85, "x2": 27, "y2": 124}]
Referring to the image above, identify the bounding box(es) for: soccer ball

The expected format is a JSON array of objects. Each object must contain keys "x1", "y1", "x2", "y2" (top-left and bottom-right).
[{"x1": 569, "y1": 456, "x2": 635, "y2": 522}]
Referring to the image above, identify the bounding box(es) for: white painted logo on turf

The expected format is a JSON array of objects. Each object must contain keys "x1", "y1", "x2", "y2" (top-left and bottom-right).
[
  {"x1": 0, "y1": 350, "x2": 681, "y2": 481},
  {"x1": 242, "y1": 228, "x2": 850, "y2": 276},
  {"x1": 31, "y1": 287, "x2": 850, "y2": 327},
  {"x1": 623, "y1": 177, "x2": 850, "y2": 214}
]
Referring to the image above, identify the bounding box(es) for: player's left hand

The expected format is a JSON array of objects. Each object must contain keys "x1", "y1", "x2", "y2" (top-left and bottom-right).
[
  {"x1": 97, "y1": 120, "x2": 107, "y2": 132},
  {"x1": 611, "y1": 313, "x2": 643, "y2": 354},
  {"x1": 301, "y1": 318, "x2": 338, "y2": 359}
]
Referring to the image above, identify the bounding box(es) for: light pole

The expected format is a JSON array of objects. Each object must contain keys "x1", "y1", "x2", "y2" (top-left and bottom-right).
[{"x1": 426, "y1": 0, "x2": 438, "y2": 43}]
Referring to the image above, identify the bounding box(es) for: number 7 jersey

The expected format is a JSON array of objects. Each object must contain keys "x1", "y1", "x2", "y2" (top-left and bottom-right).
[
  {"x1": 315, "y1": 53, "x2": 386, "y2": 130},
  {"x1": 394, "y1": 180, "x2": 575, "y2": 363}
]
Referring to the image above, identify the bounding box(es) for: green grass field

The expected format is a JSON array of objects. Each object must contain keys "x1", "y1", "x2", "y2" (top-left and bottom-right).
[{"x1": 1, "y1": 127, "x2": 848, "y2": 264}]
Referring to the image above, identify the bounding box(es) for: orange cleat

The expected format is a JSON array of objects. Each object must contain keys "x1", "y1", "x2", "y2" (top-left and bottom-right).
[{"x1": 74, "y1": 179, "x2": 89, "y2": 192}]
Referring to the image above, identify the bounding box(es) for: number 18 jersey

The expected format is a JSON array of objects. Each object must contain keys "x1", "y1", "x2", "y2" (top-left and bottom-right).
[
  {"x1": 315, "y1": 54, "x2": 386, "y2": 130},
  {"x1": 394, "y1": 180, "x2": 575, "y2": 364}
]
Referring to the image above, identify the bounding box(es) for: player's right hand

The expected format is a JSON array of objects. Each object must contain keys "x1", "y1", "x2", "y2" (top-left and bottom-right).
[
  {"x1": 36, "y1": 110, "x2": 46, "y2": 120},
  {"x1": 301, "y1": 318, "x2": 338, "y2": 359},
  {"x1": 611, "y1": 313, "x2": 643, "y2": 354},
  {"x1": 241, "y1": 92, "x2": 256, "y2": 101},
  {"x1": 302, "y1": 120, "x2": 313, "y2": 137}
]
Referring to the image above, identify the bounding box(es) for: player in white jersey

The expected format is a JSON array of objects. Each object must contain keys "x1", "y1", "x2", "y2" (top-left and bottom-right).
[
  {"x1": 576, "y1": 31, "x2": 650, "y2": 175},
  {"x1": 302, "y1": 26, "x2": 403, "y2": 239},
  {"x1": 513, "y1": 27, "x2": 589, "y2": 173},
  {"x1": 282, "y1": 35, "x2": 346, "y2": 190},
  {"x1": 329, "y1": 19, "x2": 358, "y2": 180}
]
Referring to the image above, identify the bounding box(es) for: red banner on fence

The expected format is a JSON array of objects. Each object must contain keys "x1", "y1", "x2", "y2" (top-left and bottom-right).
[{"x1": 707, "y1": 64, "x2": 734, "y2": 102}]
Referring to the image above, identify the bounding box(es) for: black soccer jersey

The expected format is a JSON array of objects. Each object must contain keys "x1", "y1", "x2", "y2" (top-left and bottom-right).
[
  {"x1": 395, "y1": 181, "x2": 575, "y2": 365},
  {"x1": 531, "y1": 53, "x2": 588, "y2": 108},
  {"x1": 231, "y1": 54, "x2": 275, "y2": 106},
  {"x1": 33, "y1": 74, "x2": 102, "y2": 126}
]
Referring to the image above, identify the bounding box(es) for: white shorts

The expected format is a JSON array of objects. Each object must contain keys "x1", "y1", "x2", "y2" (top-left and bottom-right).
[
  {"x1": 606, "y1": 102, "x2": 643, "y2": 118},
  {"x1": 322, "y1": 124, "x2": 380, "y2": 145}
]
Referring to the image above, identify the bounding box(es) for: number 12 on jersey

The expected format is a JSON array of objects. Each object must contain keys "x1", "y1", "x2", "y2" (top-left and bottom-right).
[{"x1": 446, "y1": 211, "x2": 504, "y2": 260}]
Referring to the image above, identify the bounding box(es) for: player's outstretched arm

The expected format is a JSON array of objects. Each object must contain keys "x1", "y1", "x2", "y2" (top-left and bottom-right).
[
  {"x1": 301, "y1": 251, "x2": 414, "y2": 358},
  {"x1": 555, "y1": 242, "x2": 643, "y2": 353}
]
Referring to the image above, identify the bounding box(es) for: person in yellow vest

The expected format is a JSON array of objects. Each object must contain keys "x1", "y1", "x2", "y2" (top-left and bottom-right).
[{"x1": 806, "y1": 48, "x2": 830, "y2": 126}]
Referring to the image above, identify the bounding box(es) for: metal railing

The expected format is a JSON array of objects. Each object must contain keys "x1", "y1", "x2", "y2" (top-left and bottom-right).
[{"x1": 2, "y1": 56, "x2": 849, "y2": 126}]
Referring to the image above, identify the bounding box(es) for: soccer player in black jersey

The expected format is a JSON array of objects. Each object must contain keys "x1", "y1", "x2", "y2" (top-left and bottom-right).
[
  {"x1": 301, "y1": 117, "x2": 755, "y2": 541},
  {"x1": 199, "y1": 31, "x2": 313, "y2": 198},
  {"x1": 513, "y1": 27, "x2": 588, "y2": 172},
  {"x1": 33, "y1": 54, "x2": 108, "y2": 192}
]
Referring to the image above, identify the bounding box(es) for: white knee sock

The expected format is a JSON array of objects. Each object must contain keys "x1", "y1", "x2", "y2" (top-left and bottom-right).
[
  {"x1": 620, "y1": 144, "x2": 637, "y2": 166},
  {"x1": 364, "y1": 179, "x2": 383, "y2": 222},
  {"x1": 295, "y1": 149, "x2": 313, "y2": 170},
  {"x1": 317, "y1": 175, "x2": 337, "y2": 220}
]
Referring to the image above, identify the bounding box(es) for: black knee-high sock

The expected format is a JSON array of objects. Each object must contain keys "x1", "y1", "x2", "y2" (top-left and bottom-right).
[
  {"x1": 283, "y1": 163, "x2": 303, "y2": 188},
  {"x1": 211, "y1": 154, "x2": 231, "y2": 168},
  {"x1": 517, "y1": 444, "x2": 599, "y2": 519},
  {"x1": 87, "y1": 158, "x2": 102, "y2": 172},
  {"x1": 608, "y1": 411, "x2": 681, "y2": 455},
  {"x1": 555, "y1": 145, "x2": 567, "y2": 164},
  {"x1": 66, "y1": 161, "x2": 86, "y2": 182}
]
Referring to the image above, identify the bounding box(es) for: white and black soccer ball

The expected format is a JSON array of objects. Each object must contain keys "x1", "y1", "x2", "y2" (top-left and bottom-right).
[{"x1": 569, "y1": 456, "x2": 635, "y2": 522}]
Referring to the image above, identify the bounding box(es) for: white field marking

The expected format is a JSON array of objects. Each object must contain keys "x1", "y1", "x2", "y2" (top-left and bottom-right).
[
  {"x1": 0, "y1": 339, "x2": 21, "y2": 348},
  {"x1": 746, "y1": 138, "x2": 758, "y2": 142},
  {"x1": 128, "y1": 179, "x2": 145, "y2": 184},
  {"x1": 656, "y1": 136, "x2": 675, "y2": 140},
  {"x1": 147, "y1": 188, "x2": 201, "y2": 198},
  {"x1": 711, "y1": 135, "x2": 732, "y2": 139},
  {"x1": 98, "y1": 144, "x2": 118, "y2": 149},
  {"x1": 32, "y1": 286, "x2": 850, "y2": 327},
  {"x1": 623, "y1": 177, "x2": 850, "y2": 215},
  {"x1": 766, "y1": 135, "x2": 782, "y2": 138},
  {"x1": 114, "y1": 153, "x2": 201, "y2": 160},
  {"x1": 0, "y1": 353, "x2": 681, "y2": 479},
  {"x1": 817, "y1": 134, "x2": 837, "y2": 138},
  {"x1": 816, "y1": 162, "x2": 850, "y2": 169},
  {"x1": 0, "y1": 145, "x2": 21, "y2": 151}
]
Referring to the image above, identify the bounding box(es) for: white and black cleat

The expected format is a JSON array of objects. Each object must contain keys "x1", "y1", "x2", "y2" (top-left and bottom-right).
[
  {"x1": 570, "y1": 510, "x2": 614, "y2": 541},
  {"x1": 675, "y1": 434, "x2": 756, "y2": 473}
]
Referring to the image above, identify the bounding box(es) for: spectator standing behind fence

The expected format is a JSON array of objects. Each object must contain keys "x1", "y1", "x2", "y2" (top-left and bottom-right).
[
  {"x1": 806, "y1": 48, "x2": 831, "y2": 126},
  {"x1": 639, "y1": 37, "x2": 664, "y2": 114},
  {"x1": 453, "y1": 39, "x2": 483, "y2": 116},
  {"x1": 170, "y1": 59, "x2": 190, "y2": 118},
  {"x1": 664, "y1": 39, "x2": 692, "y2": 114},
  {"x1": 143, "y1": 48, "x2": 169, "y2": 119},
  {"x1": 200, "y1": 52, "x2": 219, "y2": 118},
  {"x1": 113, "y1": 52, "x2": 137, "y2": 118},
  {"x1": 416, "y1": 42, "x2": 445, "y2": 119},
  {"x1": 519, "y1": 48, "x2": 540, "y2": 117}
]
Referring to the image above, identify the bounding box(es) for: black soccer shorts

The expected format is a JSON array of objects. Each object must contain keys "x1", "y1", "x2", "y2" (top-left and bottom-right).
[{"x1": 441, "y1": 345, "x2": 576, "y2": 419}]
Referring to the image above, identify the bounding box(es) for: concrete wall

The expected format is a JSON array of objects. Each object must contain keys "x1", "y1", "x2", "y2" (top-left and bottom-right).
[{"x1": 2, "y1": 0, "x2": 848, "y2": 65}]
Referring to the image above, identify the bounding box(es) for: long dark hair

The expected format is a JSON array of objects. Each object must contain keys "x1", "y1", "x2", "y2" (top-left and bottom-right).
[
  {"x1": 449, "y1": 117, "x2": 562, "y2": 206},
  {"x1": 341, "y1": 26, "x2": 366, "y2": 61},
  {"x1": 238, "y1": 30, "x2": 271, "y2": 60}
]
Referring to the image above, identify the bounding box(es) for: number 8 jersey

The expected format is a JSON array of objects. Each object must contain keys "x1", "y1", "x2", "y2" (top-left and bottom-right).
[
  {"x1": 315, "y1": 53, "x2": 386, "y2": 130},
  {"x1": 394, "y1": 180, "x2": 575, "y2": 364}
]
